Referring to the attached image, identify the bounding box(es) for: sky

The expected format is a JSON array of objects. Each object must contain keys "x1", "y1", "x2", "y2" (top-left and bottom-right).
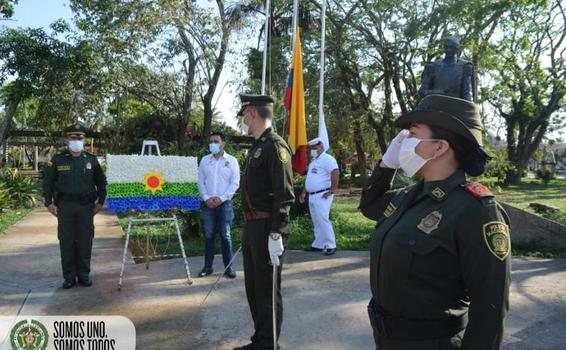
[{"x1": 1, "y1": 0, "x2": 245, "y2": 129}]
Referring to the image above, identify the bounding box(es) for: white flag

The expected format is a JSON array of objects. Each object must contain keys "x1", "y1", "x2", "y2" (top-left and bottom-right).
[{"x1": 318, "y1": 108, "x2": 330, "y2": 151}]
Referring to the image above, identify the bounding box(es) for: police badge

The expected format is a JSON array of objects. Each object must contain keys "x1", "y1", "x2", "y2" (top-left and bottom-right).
[
  {"x1": 417, "y1": 211, "x2": 442, "y2": 234},
  {"x1": 86, "y1": 162, "x2": 92, "y2": 170}
]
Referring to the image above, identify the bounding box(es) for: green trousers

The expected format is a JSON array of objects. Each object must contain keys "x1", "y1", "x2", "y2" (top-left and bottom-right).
[
  {"x1": 57, "y1": 201, "x2": 94, "y2": 280},
  {"x1": 242, "y1": 218, "x2": 283, "y2": 350}
]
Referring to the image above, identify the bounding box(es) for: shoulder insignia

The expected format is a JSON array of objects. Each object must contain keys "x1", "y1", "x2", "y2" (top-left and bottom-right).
[
  {"x1": 277, "y1": 145, "x2": 289, "y2": 164},
  {"x1": 465, "y1": 182, "x2": 493, "y2": 198},
  {"x1": 384, "y1": 202, "x2": 397, "y2": 218},
  {"x1": 418, "y1": 211, "x2": 442, "y2": 234},
  {"x1": 483, "y1": 221, "x2": 510, "y2": 261}
]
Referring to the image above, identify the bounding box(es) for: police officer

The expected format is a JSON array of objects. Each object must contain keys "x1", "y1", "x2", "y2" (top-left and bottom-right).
[
  {"x1": 43, "y1": 123, "x2": 107, "y2": 289},
  {"x1": 360, "y1": 95, "x2": 510, "y2": 349},
  {"x1": 233, "y1": 94, "x2": 295, "y2": 350}
]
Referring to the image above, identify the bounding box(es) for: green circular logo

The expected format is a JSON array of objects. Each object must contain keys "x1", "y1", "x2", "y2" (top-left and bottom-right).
[{"x1": 10, "y1": 320, "x2": 48, "y2": 350}]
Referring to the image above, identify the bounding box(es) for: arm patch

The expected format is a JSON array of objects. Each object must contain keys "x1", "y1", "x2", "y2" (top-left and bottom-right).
[{"x1": 483, "y1": 221, "x2": 510, "y2": 261}]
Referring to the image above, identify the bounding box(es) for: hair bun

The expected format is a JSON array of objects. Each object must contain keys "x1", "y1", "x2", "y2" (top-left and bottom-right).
[{"x1": 461, "y1": 147, "x2": 491, "y2": 176}]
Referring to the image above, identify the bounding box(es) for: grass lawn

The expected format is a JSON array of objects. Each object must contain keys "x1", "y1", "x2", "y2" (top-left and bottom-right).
[
  {"x1": 494, "y1": 177, "x2": 566, "y2": 212},
  {"x1": 117, "y1": 196, "x2": 376, "y2": 261},
  {"x1": 0, "y1": 208, "x2": 32, "y2": 235},
  {"x1": 117, "y1": 182, "x2": 566, "y2": 262}
]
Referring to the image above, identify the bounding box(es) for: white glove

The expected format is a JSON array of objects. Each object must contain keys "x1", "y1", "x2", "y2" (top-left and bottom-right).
[
  {"x1": 268, "y1": 235, "x2": 284, "y2": 266},
  {"x1": 381, "y1": 129, "x2": 410, "y2": 169}
]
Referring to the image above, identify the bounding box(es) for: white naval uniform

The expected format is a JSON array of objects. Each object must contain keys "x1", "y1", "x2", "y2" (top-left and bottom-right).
[{"x1": 305, "y1": 152, "x2": 339, "y2": 249}]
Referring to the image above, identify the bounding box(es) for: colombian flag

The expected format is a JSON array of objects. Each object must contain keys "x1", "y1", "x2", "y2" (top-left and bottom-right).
[
  {"x1": 105, "y1": 155, "x2": 200, "y2": 213},
  {"x1": 284, "y1": 28, "x2": 308, "y2": 175}
]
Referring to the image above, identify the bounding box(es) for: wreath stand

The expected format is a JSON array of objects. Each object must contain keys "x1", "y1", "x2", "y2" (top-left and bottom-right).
[{"x1": 117, "y1": 140, "x2": 193, "y2": 290}]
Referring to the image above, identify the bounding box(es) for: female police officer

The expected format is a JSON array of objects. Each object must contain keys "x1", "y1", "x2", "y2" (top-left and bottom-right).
[{"x1": 360, "y1": 94, "x2": 510, "y2": 349}]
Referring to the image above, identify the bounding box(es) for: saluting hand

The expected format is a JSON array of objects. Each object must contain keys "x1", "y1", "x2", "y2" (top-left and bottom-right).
[
  {"x1": 381, "y1": 129, "x2": 410, "y2": 169},
  {"x1": 47, "y1": 204, "x2": 58, "y2": 217},
  {"x1": 93, "y1": 203, "x2": 103, "y2": 215}
]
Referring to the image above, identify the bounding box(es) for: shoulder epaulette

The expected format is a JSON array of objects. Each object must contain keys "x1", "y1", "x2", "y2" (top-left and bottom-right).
[{"x1": 465, "y1": 182, "x2": 493, "y2": 198}]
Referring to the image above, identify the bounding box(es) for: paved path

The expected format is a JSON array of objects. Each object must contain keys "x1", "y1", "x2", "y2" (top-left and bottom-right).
[{"x1": 1, "y1": 208, "x2": 565, "y2": 349}]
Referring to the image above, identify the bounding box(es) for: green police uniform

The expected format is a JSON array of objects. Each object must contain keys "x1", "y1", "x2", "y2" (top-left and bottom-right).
[
  {"x1": 239, "y1": 95, "x2": 295, "y2": 350},
  {"x1": 42, "y1": 124, "x2": 107, "y2": 286},
  {"x1": 360, "y1": 95, "x2": 511, "y2": 350}
]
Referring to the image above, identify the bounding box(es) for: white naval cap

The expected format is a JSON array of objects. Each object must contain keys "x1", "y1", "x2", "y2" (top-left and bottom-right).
[{"x1": 308, "y1": 137, "x2": 323, "y2": 147}]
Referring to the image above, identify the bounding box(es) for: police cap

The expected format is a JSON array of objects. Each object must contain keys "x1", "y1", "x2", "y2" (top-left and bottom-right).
[
  {"x1": 395, "y1": 94, "x2": 483, "y2": 146},
  {"x1": 63, "y1": 123, "x2": 88, "y2": 138},
  {"x1": 237, "y1": 94, "x2": 275, "y2": 117}
]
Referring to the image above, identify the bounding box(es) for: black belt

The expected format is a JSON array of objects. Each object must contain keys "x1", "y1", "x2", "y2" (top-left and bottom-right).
[
  {"x1": 57, "y1": 193, "x2": 96, "y2": 204},
  {"x1": 367, "y1": 299, "x2": 468, "y2": 340},
  {"x1": 308, "y1": 188, "x2": 331, "y2": 195},
  {"x1": 243, "y1": 211, "x2": 272, "y2": 221}
]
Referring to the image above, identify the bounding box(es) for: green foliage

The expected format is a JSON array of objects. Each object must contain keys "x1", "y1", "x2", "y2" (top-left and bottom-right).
[
  {"x1": 0, "y1": 0, "x2": 18, "y2": 19},
  {"x1": 0, "y1": 171, "x2": 40, "y2": 208},
  {"x1": 0, "y1": 182, "x2": 10, "y2": 210},
  {"x1": 538, "y1": 210, "x2": 566, "y2": 225},
  {"x1": 535, "y1": 169, "x2": 555, "y2": 185}
]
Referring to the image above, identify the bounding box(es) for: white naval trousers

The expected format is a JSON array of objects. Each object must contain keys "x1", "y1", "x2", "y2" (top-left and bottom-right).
[{"x1": 308, "y1": 192, "x2": 336, "y2": 249}]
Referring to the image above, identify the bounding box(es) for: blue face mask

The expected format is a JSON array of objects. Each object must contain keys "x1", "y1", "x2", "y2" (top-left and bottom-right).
[{"x1": 209, "y1": 143, "x2": 221, "y2": 155}]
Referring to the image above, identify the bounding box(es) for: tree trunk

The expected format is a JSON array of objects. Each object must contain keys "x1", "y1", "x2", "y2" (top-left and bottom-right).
[
  {"x1": 0, "y1": 93, "x2": 21, "y2": 147},
  {"x1": 504, "y1": 160, "x2": 528, "y2": 185},
  {"x1": 201, "y1": 0, "x2": 230, "y2": 146},
  {"x1": 354, "y1": 121, "x2": 367, "y2": 185}
]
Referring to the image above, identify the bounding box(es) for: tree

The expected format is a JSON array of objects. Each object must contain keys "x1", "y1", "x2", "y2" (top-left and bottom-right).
[
  {"x1": 489, "y1": 0, "x2": 565, "y2": 184},
  {"x1": 0, "y1": 27, "x2": 105, "y2": 146},
  {"x1": 71, "y1": 0, "x2": 237, "y2": 151},
  {"x1": 0, "y1": 0, "x2": 17, "y2": 19}
]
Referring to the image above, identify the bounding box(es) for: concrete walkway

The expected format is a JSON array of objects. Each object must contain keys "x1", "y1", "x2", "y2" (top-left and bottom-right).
[{"x1": 0, "y1": 208, "x2": 565, "y2": 349}]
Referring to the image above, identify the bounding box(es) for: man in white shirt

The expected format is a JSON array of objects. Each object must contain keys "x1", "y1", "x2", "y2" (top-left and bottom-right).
[
  {"x1": 197, "y1": 132, "x2": 240, "y2": 278},
  {"x1": 299, "y1": 138, "x2": 340, "y2": 255}
]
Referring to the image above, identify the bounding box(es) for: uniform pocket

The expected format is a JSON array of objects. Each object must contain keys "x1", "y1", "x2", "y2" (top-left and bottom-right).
[
  {"x1": 57, "y1": 171, "x2": 71, "y2": 186},
  {"x1": 403, "y1": 235, "x2": 448, "y2": 279}
]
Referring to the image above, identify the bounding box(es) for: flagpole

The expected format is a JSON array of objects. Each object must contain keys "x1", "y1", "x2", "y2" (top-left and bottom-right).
[
  {"x1": 261, "y1": 0, "x2": 271, "y2": 94},
  {"x1": 291, "y1": 0, "x2": 299, "y2": 47},
  {"x1": 318, "y1": 0, "x2": 330, "y2": 150},
  {"x1": 318, "y1": 0, "x2": 326, "y2": 114}
]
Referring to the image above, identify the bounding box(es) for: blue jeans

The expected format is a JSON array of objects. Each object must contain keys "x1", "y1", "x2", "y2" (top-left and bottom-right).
[{"x1": 202, "y1": 200, "x2": 235, "y2": 270}]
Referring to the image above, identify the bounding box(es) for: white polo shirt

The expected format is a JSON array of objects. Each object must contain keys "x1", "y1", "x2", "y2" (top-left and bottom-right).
[
  {"x1": 305, "y1": 152, "x2": 338, "y2": 193},
  {"x1": 197, "y1": 152, "x2": 240, "y2": 202}
]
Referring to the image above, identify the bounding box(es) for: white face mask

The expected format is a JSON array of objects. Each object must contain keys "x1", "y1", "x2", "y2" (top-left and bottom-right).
[
  {"x1": 68, "y1": 140, "x2": 84, "y2": 153},
  {"x1": 242, "y1": 121, "x2": 250, "y2": 135},
  {"x1": 209, "y1": 143, "x2": 221, "y2": 155},
  {"x1": 398, "y1": 138, "x2": 438, "y2": 177},
  {"x1": 310, "y1": 149, "x2": 319, "y2": 159}
]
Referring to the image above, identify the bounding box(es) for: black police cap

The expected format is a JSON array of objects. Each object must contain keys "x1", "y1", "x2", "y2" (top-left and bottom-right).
[
  {"x1": 63, "y1": 123, "x2": 88, "y2": 136},
  {"x1": 237, "y1": 94, "x2": 275, "y2": 116}
]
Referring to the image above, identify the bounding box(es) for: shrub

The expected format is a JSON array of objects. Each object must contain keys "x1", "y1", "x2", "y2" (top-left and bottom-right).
[
  {"x1": 0, "y1": 183, "x2": 10, "y2": 211},
  {"x1": 535, "y1": 168, "x2": 555, "y2": 185},
  {"x1": 0, "y1": 171, "x2": 40, "y2": 208}
]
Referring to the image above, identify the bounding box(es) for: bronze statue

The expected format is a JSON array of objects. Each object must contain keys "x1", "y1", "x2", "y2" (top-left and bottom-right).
[{"x1": 419, "y1": 36, "x2": 475, "y2": 101}]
